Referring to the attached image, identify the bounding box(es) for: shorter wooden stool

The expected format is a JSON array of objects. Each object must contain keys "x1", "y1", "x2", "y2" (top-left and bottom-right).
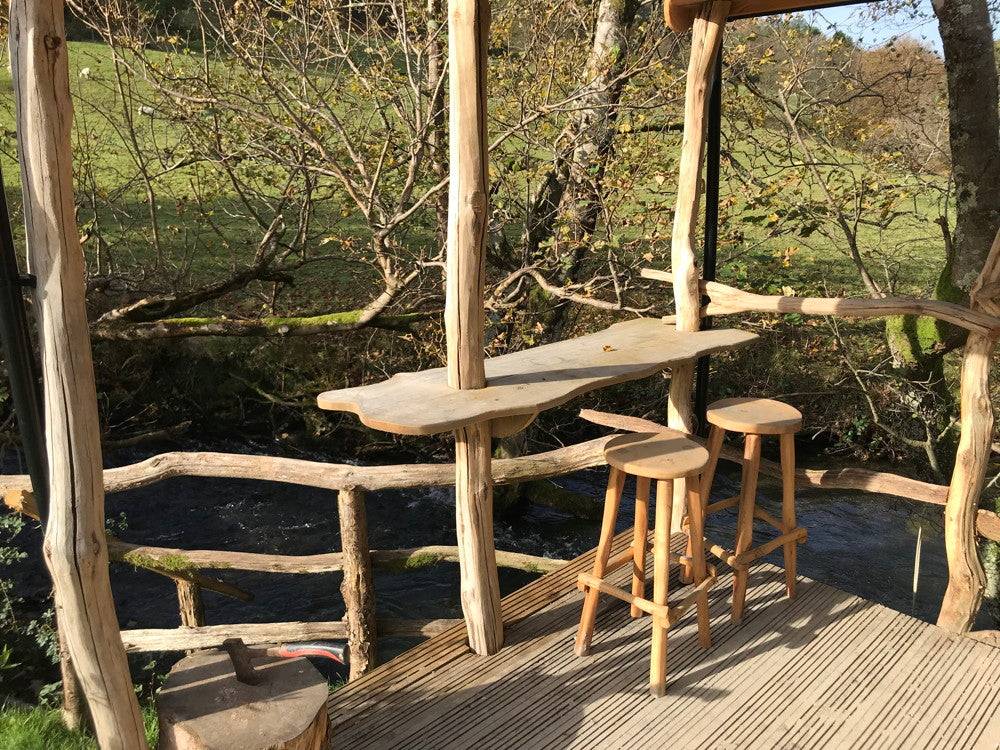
[
  {"x1": 700, "y1": 397, "x2": 808, "y2": 622},
  {"x1": 574, "y1": 431, "x2": 716, "y2": 697}
]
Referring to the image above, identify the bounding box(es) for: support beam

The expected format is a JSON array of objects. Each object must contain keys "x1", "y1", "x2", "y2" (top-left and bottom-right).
[
  {"x1": 8, "y1": 2, "x2": 147, "y2": 747},
  {"x1": 694, "y1": 44, "x2": 723, "y2": 432},
  {"x1": 446, "y1": 0, "x2": 502, "y2": 655},
  {"x1": 666, "y1": 1, "x2": 729, "y2": 531}
]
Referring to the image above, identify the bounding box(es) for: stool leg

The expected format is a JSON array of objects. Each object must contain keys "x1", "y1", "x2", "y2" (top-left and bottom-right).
[
  {"x1": 732, "y1": 433, "x2": 762, "y2": 623},
  {"x1": 575, "y1": 467, "x2": 625, "y2": 657},
  {"x1": 780, "y1": 433, "x2": 798, "y2": 599},
  {"x1": 685, "y1": 424, "x2": 725, "y2": 580},
  {"x1": 685, "y1": 479, "x2": 711, "y2": 649},
  {"x1": 650, "y1": 478, "x2": 673, "y2": 697},
  {"x1": 631, "y1": 476, "x2": 651, "y2": 617}
]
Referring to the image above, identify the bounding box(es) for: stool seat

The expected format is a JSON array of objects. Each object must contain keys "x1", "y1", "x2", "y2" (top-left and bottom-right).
[
  {"x1": 706, "y1": 397, "x2": 802, "y2": 435},
  {"x1": 603, "y1": 431, "x2": 709, "y2": 480}
]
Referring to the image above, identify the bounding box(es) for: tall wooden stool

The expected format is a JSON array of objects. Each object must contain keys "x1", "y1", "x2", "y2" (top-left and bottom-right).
[
  {"x1": 699, "y1": 397, "x2": 808, "y2": 622},
  {"x1": 574, "y1": 431, "x2": 716, "y2": 697}
]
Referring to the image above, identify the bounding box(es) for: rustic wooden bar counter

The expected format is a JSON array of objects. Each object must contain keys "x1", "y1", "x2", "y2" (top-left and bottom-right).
[{"x1": 318, "y1": 319, "x2": 758, "y2": 652}]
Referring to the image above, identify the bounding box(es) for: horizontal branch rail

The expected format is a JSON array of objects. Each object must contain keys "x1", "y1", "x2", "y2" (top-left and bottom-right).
[
  {"x1": 105, "y1": 539, "x2": 566, "y2": 575},
  {"x1": 0, "y1": 438, "x2": 616, "y2": 496},
  {"x1": 6, "y1": 423, "x2": 986, "y2": 539},
  {"x1": 119, "y1": 618, "x2": 460, "y2": 653},
  {"x1": 579, "y1": 409, "x2": 1000, "y2": 542},
  {"x1": 640, "y1": 268, "x2": 1000, "y2": 337}
]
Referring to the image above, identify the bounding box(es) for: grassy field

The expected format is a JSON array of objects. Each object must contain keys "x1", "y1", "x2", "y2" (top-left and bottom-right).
[{"x1": 0, "y1": 40, "x2": 949, "y2": 305}]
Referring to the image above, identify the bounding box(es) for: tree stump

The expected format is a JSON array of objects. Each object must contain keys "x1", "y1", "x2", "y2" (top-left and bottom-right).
[{"x1": 157, "y1": 649, "x2": 329, "y2": 750}]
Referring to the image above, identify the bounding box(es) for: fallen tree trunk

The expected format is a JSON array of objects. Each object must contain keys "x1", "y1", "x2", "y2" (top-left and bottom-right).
[{"x1": 92, "y1": 310, "x2": 434, "y2": 340}]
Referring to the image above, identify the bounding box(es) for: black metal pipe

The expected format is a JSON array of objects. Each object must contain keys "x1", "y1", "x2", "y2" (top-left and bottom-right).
[
  {"x1": 0, "y1": 165, "x2": 48, "y2": 525},
  {"x1": 694, "y1": 42, "x2": 723, "y2": 435}
]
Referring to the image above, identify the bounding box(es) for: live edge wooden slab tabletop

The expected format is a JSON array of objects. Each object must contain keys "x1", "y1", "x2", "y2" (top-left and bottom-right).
[{"x1": 317, "y1": 318, "x2": 758, "y2": 436}]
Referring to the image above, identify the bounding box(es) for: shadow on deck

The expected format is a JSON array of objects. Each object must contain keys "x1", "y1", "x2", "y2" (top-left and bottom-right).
[{"x1": 327, "y1": 531, "x2": 1000, "y2": 749}]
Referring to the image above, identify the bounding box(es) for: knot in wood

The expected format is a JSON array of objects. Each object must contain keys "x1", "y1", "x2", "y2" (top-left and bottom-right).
[
  {"x1": 44, "y1": 35, "x2": 63, "y2": 52},
  {"x1": 466, "y1": 191, "x2": 486, "y2": 212}
]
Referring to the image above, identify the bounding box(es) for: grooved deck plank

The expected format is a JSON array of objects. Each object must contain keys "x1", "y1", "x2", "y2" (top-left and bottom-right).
[{"x1": 327, "y1": 534, "x2": 1000, "y2": 749}]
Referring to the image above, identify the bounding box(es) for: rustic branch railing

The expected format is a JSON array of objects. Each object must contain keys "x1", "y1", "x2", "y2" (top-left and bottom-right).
[
  {"x1": 6, "y1": 410, "x2": 998, "y2": 672},
  {"x1": 643, "y1": 234, "x2": 1000, "y2": 634},
  {"x1": 640, "y1": 269, "x2": 1000, "y2": 336},
  {"x1": 3, "y1": 484, "x2": 563, "y2": 679},
  {"x1": 5, "y1": 260, "x2": 999, "y2": 679}
]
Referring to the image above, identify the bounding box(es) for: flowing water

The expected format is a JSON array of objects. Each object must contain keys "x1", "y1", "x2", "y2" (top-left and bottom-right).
[{"x1": 6, "y1": 437, "x2": 991, "y2": 683}]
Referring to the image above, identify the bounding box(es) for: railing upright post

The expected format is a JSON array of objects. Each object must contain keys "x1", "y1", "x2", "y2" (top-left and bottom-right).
[
  {"x1": 176, "y1": 579, "x2": 206, "y2": 628},
  {"x1": 339, "y1": 488, "x2": 377, "y2": 679}
]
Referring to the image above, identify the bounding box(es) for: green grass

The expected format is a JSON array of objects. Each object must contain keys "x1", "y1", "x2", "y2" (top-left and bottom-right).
[
  {"x1": 0, "y1": 703, "x2": 158, "y2": 750},
  {"x1": 0, "y1": 39, "x2": 951, "y2": 324}
]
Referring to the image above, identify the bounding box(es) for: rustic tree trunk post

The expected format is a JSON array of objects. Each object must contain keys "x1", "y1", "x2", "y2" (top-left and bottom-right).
[
  {"x1": 938, "y1": 230, "x2": 1000, "y2": 632},
  {"x1": 338, "y1": 488, "x2": 377, "y2": 679},
  {"x1": 666, "y1": 2, "x2": 728, "y2": 530},
  {"x1": 9, "y1": 2, "x2": 148, "y2": 747},
  {"x1": 445, "y1": 0, "x2": 503, "y2": 655},
  {"x1": 176, "y1": 580, "x2": 206, "y2": 628}
]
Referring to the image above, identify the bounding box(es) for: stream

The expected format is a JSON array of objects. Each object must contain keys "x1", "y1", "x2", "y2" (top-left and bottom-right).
[{"x1": 5, "y1": 437, "x2": 993, "y2": 684}]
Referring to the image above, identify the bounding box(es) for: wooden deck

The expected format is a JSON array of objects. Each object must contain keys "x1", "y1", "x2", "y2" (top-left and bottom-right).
[{"x1": 328, "y1": 531, "x2": 1000, "y2": 749}]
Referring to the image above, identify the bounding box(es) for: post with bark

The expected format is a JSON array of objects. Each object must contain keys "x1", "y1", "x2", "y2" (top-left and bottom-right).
[
  {"x1": 176, "y1": 580, "x2": 206, "y2": 628},
  {"x1": 338, "y1": 488, "x2": 377, "y2": 679},
  {"x1": 666, "y1": 1, "x2": 728, "y2": 530},
  {"x1": 938, "y1": 229, "x2": 1000, "y2": 632},
  {"x1": 8, "y1": 1, "x2": 148, "y2": 746},
  {"x1": 445, "y1": 0, "x2": 503, "y2": 655},
  {"x1": 57, "y1": 625, "x2": 85, "y2": 731}
]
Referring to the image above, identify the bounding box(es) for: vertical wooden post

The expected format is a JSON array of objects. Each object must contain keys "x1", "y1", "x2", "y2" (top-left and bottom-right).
[
  {"x1": 446, "y1": 0, "x2": 503, "y2": 655},
  {"x1": 938, "y1": 229, "x2": 1000, "y2": 632},
  {"x1": 8, "y1": 1, "x2": 148, "y2": 746},
  {"x1": 176, "y1": 580, "x2": 205, "y2": 628},
  {"x1": 666, "y1": 2, "x2": 728, "y2": 532},
  {"x1": 338, "y1": 488, "x2": 377, "y2": 679}
]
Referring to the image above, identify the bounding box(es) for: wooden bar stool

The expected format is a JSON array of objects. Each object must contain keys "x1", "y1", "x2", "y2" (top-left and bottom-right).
[
  {"x1": 699, "y1": 397, "x2": 808, "y2": 622},
  {"x1": 574, "y1": 431, "x2": 716, "y2": 697}
]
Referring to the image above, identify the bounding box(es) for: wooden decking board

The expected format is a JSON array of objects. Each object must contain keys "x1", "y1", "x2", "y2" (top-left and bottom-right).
[
  {"x1": 571, "y1": 572, "x2": 823, "y2": 749},
  {"x1": 888, "y1": 632, "x2": 993, "y2": 750},
  {"x1": 968, "y1": 675, "x2": 1000, "y2": 748},
  {"x1": 732, "y1": 594, "x2": 908, "y2": 747},
  {"x1": 721, "y1": 598, "x2": 905, "y2": 749},
  {"x1": 328, "y1": 529, "x2": 632, "y2": 724},
  {"x1": 958, "y1": 652, "x2": 1000, "y2": 748},
  {"x1": 328, "y1": 534, "x2": 1000, "y2": 749},
  {"x1": 328, "y1": 530, "x2": 635, "y2": 737},
  {"x1": 469, "y1": 543, "x2": 791, "y2": 749},
  {"x1": 839, "y1": 620, "x2": 953, "y2": 750},
  {"x1": 868, "y1": 627, "x2": 971, "y2": 750},
  {"x1": 775, "y1": 607, "x2": 925, "y2": 749},
  {"x1": 638, "y1": 583, "x2": 861, "y2": 749},
  {"x1": 337, "y1": 534, "x2": 652, "y2": 749}
]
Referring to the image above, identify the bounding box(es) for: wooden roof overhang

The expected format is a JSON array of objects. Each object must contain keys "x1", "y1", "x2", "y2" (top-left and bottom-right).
[{"x1": 665, "y1": 0, "x2": 877, "y2": 32}]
